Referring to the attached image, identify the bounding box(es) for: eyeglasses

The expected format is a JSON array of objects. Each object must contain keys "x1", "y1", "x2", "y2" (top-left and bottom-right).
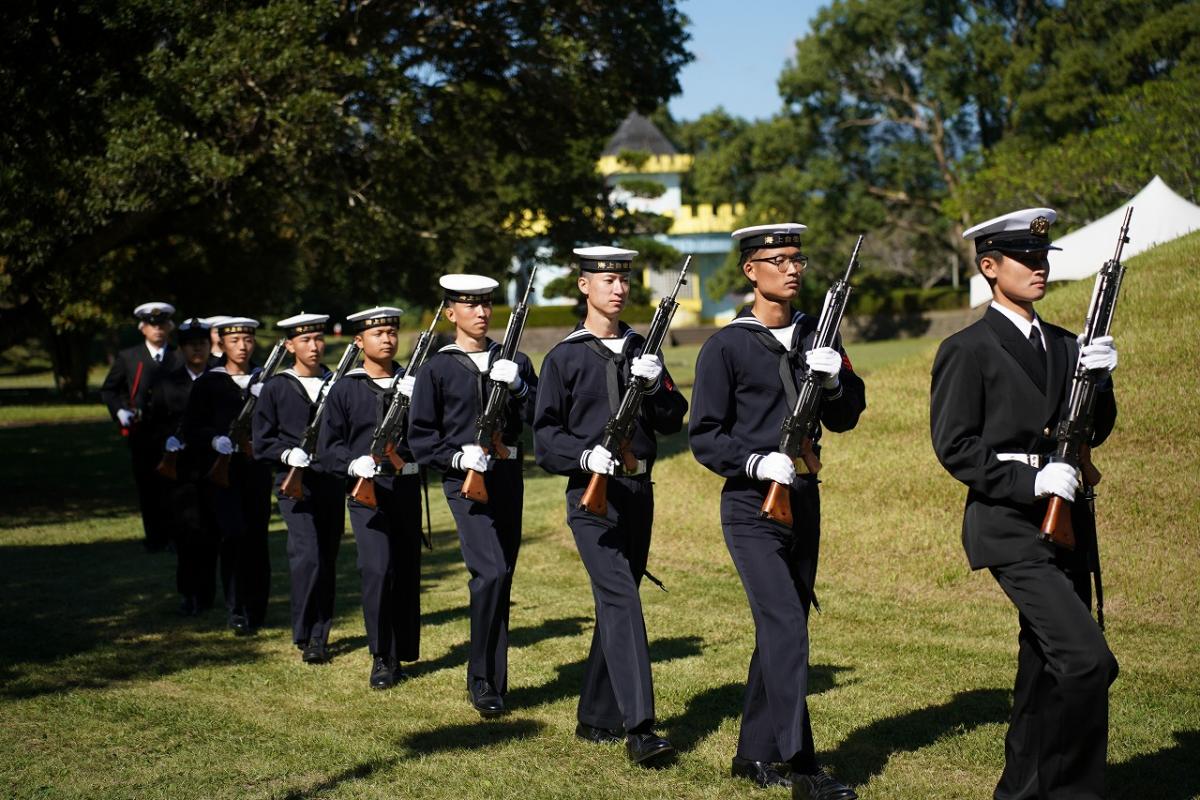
[{"x1": 748, "y1": 254, "x2": 809, "y2": 270}]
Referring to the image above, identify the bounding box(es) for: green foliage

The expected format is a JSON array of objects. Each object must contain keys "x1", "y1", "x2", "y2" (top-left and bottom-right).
[
  {"x1": 0, "y1": 1, "x2": 691, "y2": 395},
  {"x1": 615, "y1": 149, "x2": 651, "y2": 170},
  {"x1": 615, "y1": 178, "x2": 667, "y2": 199}
]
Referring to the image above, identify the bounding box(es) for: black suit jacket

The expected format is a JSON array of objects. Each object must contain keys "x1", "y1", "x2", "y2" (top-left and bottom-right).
[
  {"x1": 930, "y1": 306, "x2": 1116, "y2": 569},
  {"x1": 100, "y1": 341, "x2": 180, "y2": 421}
]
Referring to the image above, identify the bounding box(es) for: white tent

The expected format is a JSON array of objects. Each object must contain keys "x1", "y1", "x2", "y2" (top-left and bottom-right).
[{"x1": 969, "y1": 176, "x2": 1200, "y2": 307}]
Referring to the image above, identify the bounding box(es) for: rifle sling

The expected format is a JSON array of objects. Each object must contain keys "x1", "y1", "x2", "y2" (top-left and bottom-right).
[{"x1": 751, "y1": 330, "x2": 800, "y2": 409}]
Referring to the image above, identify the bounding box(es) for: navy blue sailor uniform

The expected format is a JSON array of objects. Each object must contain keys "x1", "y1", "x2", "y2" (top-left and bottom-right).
[
  {"x1": 533, "y1": 322, "x2": 687, "y2": 734},
  {"x1": 317, "y1": 366, "x2": 422, "y2": 664},
  {"x1": 180, "y1": 366, "x2": 274, "y2": 628},
  {"x1": 252, "y1": 368, "x2": 345, "y2": 652},
  {"x1": 931, "y1": 306, "x2": 1118, "y2": 799},
  {"x1": 145, "y1": 360, "x2": 217, "y2": 610},
  {"x1": 688, "y1": 308, "x2": 865, "y2": 769},
  {"x1": 406, "y1": 340, "x2": 537, "y2": 698}
]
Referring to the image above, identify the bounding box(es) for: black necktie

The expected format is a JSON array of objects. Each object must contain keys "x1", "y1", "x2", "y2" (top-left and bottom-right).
[
  {"x1": 154, "y1": 352, "x2": 162, "y2": 363},
  {"x1": 1028, "y1": 326, "x2": 1046, "y2": 369}
]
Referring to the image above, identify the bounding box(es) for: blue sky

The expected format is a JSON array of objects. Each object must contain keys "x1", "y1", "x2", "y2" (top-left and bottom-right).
[{"x1": 668, "y1": 0, "x2": 827, "y2": 122}]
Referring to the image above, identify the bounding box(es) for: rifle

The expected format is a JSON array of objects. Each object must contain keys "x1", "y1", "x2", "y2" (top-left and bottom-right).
[
  {"x1": 350, "y1": 311, "x2": 441, "y2": 511},
  {"x1": 761, "y1": 235, "x2": 864, "y2": 526},
  {"x1": 460, "y1": 263, "x2": 540, "y2": 503},
  {"x1": 1040, "y1": 207, "x2": 1133, "y2": 549},
  {"x1": 579, "y1": 255, "x2": 692, "y2": 516},
  {"x1": 156, "y1": 422, "x2": 183, "y2": 480},
  {"x1": 279, "y1": 341, "x2": 362, "y2": 500},
  {"x1": 119, "y1": 361, "x2": 145, "y2": 437},
  {"x1": 207, "y1": 339, "x2": 287, "y2": 488}
]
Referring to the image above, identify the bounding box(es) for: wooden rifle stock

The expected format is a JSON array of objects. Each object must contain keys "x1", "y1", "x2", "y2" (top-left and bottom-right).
[
  {"x1": 156, "y1": 451, "x2": 178, "y2": 481},
  {"x1": 1040, "y1": 445, "x2": 1100, "y2": 550},
  {"x1": 280, "y1": 466, "x2": 304, "y2": 500},
  {"x1": 461, "y1": 467, "x2": 488, "y2": 503},
  {"x1": 579, "y1": 473, "x2": 608, "y2": 516},
  {"x1": 350, "y1": 475, "x2": 378, "y2": 508},
  {"x1": 758, "y1": 440, "x2": 820, "y2": 525},
  {"x1": 208, "y1": 453, "x2": 232, "y2": 488}
]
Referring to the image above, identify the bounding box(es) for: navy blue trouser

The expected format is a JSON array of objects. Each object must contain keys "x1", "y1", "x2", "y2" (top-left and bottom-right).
[
  {"x1": 990, "y1": 554, "x2": 1117, "y2": 800},
  {"x1": 276, "y1": 471, "x2": 345, "y2": 648},
  {"x1": 171, "y1": 479, "x2": 218, "y2": 609},
  {"x1": 565, "y1": 474, "x2": 655, "y2": 732},
  {"x1": 347, "y1": 474, "x2": 422, "y2": 662},
  {"x1": 442, "y1": 461, "x2": 523, "y2": 694},
  {"x1": 209, "y1": 456, "x2": 273, "y2": 626},
  {"x1": 721, "y1": 477, "x2": 821, "y2": 768}
]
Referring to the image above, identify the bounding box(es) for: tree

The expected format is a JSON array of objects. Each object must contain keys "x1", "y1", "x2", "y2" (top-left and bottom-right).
[{"x1": 0, "y1": 1, "x2": 690, "y2": 396}]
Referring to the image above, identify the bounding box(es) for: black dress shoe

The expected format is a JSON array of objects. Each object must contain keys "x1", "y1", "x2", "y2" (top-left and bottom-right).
[
  {"x1": 301, "y1": 640, "x2": 329, "y2": 664},
  {"x1": 369, "y1": 656, "x2": 395, "y2": 690},
  {"x1": 470, "y1": 679, "x2": 505, "y2": 718},
  {"x1": 177, "y1": 596, "x2": 198, "y2": 617},
  {"x1": 732, "y1": 756, "x2": 793, "y2": 788},
  {"x1": 625, "y1": 732, "x2": 675, "y2": 766},
  {"x1": 228, "y1": 612, "x2": 252, "y2": 635},
  {"x1": 792, "y1": 770, "x2": 857, "y2": 800},
  {"x1": 575, "y1": 722, "x2": 623, "y2": 745}
]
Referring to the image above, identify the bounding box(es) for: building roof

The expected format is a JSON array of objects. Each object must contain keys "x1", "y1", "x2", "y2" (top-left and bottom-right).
[{"x1": 602, "y1": 112, "x2": 678, "y2": 157}]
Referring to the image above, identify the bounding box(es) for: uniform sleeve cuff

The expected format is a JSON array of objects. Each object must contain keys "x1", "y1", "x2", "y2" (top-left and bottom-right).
[
  {"x1": 745, "y1": 453, "x2": 762, "y2": 479},
  {"x1": 451, "y1": 452, "x2": 463, "y2": 471}
]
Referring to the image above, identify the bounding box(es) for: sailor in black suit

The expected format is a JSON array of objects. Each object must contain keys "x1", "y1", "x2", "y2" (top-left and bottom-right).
[
  {"x1": 100, "y1": 301, "x2": 180, "y2": 552},
  {"x1": 407, "y1": 275, "x2": 537, "y2": 718},
  {"x1": 252, "y1": 313, "x2": 345, "y2": 664},
  {"x1": 181, "y1": 317, "x2": 274, "y2": 635},
  {"x1": 931, "y1": 208, "x2": 1120, "y2": 800},
  {"x1": 689, "y1": 224, "x2": 866, "y2": 797},
  {"x1": 317, "y1": 307, "x2": 422, "y2": 690},
  {"x1": 144, "y1": 318, "x2": 215, "y2": 614},
  {"x1": 532, "y1": 246, "x2": 687, "y2": 766}
]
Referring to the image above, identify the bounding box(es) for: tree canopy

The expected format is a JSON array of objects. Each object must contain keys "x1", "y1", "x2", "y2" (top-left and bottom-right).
[{"x1": 0, "y1": 0, "x2": 690, "y2": 395}]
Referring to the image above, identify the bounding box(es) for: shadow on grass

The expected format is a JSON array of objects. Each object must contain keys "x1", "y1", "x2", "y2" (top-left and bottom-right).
[
  {"x1": 505, "y1": 635, "x2": 705, "y2": 711},
  {"x1": 401, "y1": 718, "x2": 547, "y2": 754},
  {"x1": 0, "y1": 421, "x2": 135, "y2": 528},
  {"x1": 1110, "y1": 729, "x2": 1200, "y2": 800},
  {"x1": 827, "y1": 687, "x2": 1010, "y2": 788},
  {"x1": 280, "y1": 757, "x2": 399, "y2": 799},
  {"x1": 664, "y1": 663, "x2": 853, "y2": 753},
  {"x1": 411, "y1": 615, "x2": 593, "y2": 679}
]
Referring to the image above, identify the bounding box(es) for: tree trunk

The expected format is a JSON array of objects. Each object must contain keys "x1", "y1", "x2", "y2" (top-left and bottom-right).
[{"x1": 47, "y1": 326, "x2": 94, "y2": 401}]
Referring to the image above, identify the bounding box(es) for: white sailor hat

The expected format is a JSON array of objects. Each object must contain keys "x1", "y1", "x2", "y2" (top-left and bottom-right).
[
  {"x1": 440, "y1": 274, "x2": 500, "y2": 303},
  {"x1": 276, "y1": 312, "x2": 330, "y2": 338},
  {"x1": 176, "y1": 317, "x2": 211, "y2": 343},
  {"x1": 215, "y1": 317, "x2": 260, "y2": 336},
  {"x1": 133, "y1": 301, "x2": 175, "y2": 324},
  {"x1": 346, "y1": 306, "x2": 403, "y2": 333},
  {"x1": 573, "y1": 245, "x2": 638, "y2": 273},
  {"x1": 732, "y1": 223, "x2": 807, "y2": 252},
  {"x1": 963, "y1": 208, "x2": 1061, "y2": 254},
  {"x1": 201, "y1": 315, "x2": 231, "y2": 328}
]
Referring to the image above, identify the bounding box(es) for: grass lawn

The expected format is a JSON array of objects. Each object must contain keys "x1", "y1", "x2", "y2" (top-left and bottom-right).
[{"x1": 1, "y1": 237, "x2": 1197, "y2": 799}]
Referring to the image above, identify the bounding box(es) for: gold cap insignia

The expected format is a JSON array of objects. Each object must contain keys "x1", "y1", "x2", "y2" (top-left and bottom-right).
[{"x1": 1030, "y1": 216, "x2": 1050, "y2": 237}]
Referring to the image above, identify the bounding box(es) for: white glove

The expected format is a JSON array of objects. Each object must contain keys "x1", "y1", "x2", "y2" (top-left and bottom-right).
[
  {"x1": 165, "y1": 436, "x2": 185, "y2": 453},
  {"x1": 582, "y1": 445, "x2": 617, "y2": 475},
  {"x1": 211, "y1": 435, "x2": 235, "y2": 455},
  {"x1": 489, "y1": 358, "x2": 523, "y2": 391},
  {"x1": 117, "y1": 409, "x2": 136, "y2": 428},
  {"x1": 348, "y1": 455, "x2": 378, "y2": 479},
  {"x1": 249, "y1": 382, "x2": 263, "y2": 398},
  {"x1": 282, "y1": 448, "x2": 311, "y2": 468},
  {"x1": 630, "y1": 354, "x2": 663, "y2": 385},
  {"x1": 456, "y1": 444, "x2": 490, "y2": 473},
  {"x1": 1034, "y1": 462, "x2": 1080, "y2": 501},
  {"x1": 806, "y1": 347, "x2": 842, "y2": 390},
  {"x1": 753, "y1": 452, "x2": 797, "y2": 486},
  {"x1": 398, "y1": 375, "x2": 416, "y2": 398},
  {"x1": 1078, "y1": 335, "x2": 1118, "y2": 374}
]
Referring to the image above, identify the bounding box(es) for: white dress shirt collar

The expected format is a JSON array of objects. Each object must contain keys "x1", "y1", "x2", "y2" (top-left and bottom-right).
[{"x1": 990, "y1": 301, "x2": 1045, "y2": 348}]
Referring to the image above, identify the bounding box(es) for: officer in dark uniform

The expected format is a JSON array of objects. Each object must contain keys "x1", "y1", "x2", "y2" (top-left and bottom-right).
[
  {"x1": 689, "y1": 224, "x2": 866, "y2": 798},
  {"x1": 533, "y1": 246, "x2": 687, "y2": 767},
  {"x1": 181, "y1": 317, "x2": 274, "y2": 635},
  {"x1": 144, "y1": 318, "x2": 216, "y2": 614},
  {"x1": 317, "y1": 307, "x2": 422, "y2": 689},
  {"x1": 252, "y1": 313, "x2": 345, "y2": 664},
  {"x1": 407, "y1": 275, "x2": 537, "y2": 718},
  {"x1": 100, "y1": 301, "x2": 180, "y2": 552},
  {"x1": 931, "y1": 208, "x2": 1119, "y2": 800}
]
